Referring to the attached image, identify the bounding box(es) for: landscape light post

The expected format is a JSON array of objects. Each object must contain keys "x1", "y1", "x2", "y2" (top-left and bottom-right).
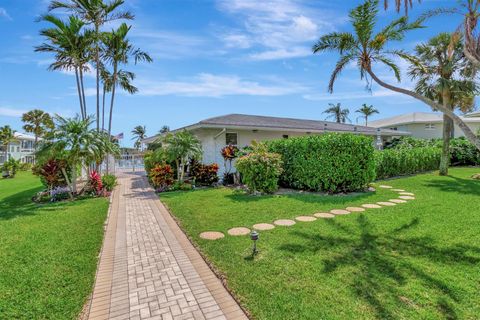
[{"x1": 250, "y1": 231, "x2": 259, "y2": 256}]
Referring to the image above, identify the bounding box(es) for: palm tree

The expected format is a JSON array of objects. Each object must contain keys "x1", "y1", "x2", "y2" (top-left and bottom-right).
[
  {"x1": 313, "y1": 0, "x2": 480, "y2": 151},
  {"x1": 163, "y1": 131, "x2": 202, "y2": 181},
  {"x1": 131, "y1": 125, "x2": 146, "y2": 151},
  {"x1": 356, "y1": 104, "x2": 379, "y2": 126},
  {"x1": 36, "y1": 115, "x2": 119, "y2": 194},
  {"x1": 383, "y1": 0, "x2": 420, "y2": 14},
  {"x1": 409, "y1": 33, "x2": 478, "y2": 175},
  {"x1": 0, "y1": 126, "x2": 16, "y2": 164},
  {"x1": 159, "y1": 125, "x2": 170, "y2": 134},
  {"x1": 102, "y1": 23, "x2": 151, "y2": 137},
  {"x1": 21, "y1": 109, "x2": 55, "y2": 150},
  {"x1": 323, "y1": 103, "x2": 350, "y2": 123},
  {"x1": 49, "y1": 0, "x2": 134, "y2": 131},
  {"x1": 36, "y1": 15, "x2": 92, "y2": 119}
]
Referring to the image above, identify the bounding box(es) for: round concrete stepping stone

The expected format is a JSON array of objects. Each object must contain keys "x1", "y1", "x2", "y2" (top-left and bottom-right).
[
  {"x1": 389, "y1": 199, "x2": 407, "y2": 203},
  {"x1": 314, "y1": 212, "x2": 335, "y2": 218},
  {"x1": 362, "y1": 204, "x2": 382, "y2": 209},
  {"x1": 330, "y1": 209, "x2": 350, "y2": 215},
  {"x1": 392, "y1": 189, "x2": 405, "y2": 192},
  {"x1": 399, "y1": 196, "x2": 415, "y2": 200},
  {"x1": 377, "y1": 201, "x2": 396, "y2": 206},
  {"x1": 227, "y1": 227, "x2": 251, "y2": 236},
  {"x1": 200, "y1": 231, "x2": 225, "y2": 240},
  {"x1": 253, "y1": 223, "x2": 275, "y2": 231},
  {"x1": 399, "y1": 192, "x2": 415, "y2": 196},
  {"x1": 346, "y1": 207, "x2": 365, "y2": 212},
  {"x1": 379, "y1": 185, "x2": 393, "y2": 189},
  {"x1": 295, "y1": 216, "x2": 317, "y2": 222},
  {"x1": 274, "y1": 219, "x2": 296, "y2": 226}
]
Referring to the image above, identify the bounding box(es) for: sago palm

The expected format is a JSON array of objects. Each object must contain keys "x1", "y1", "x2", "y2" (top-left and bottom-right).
[
  {"x1": 21, "y1": 109, "x2": 55, "y2": 150},
  {"x1": 131, "y1": 125, "x2": 146, "y2": 151},
  {"x1": 313, "y1": 0, "x2": 480, "y2": 150},
  {"x1": 323, "y1": 103, "x2": 350, "y2": 123},
  {"x1": 356, "y1": 104, "x2": 379, "y2": 126}
]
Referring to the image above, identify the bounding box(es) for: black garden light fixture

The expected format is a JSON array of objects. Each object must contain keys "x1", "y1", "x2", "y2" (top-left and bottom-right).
[{"x1": 250, "y1": 230, "x2": 259, "y2": 256}]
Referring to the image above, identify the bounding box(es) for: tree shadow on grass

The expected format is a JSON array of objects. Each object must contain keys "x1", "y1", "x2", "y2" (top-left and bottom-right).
[
  {"x1": 423, "y1": 175, "x2": 480, "y2": 196},
  {"x1": 278, "y1": 215, "x2": 479, "y2": 319},
  {"x1": 0, "y1": 187, "x2": 44, "y2": 220}
]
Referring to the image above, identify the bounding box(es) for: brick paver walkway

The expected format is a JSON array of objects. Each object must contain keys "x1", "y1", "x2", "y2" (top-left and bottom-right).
[{"x1": 87, "y1": 170, "x2": 247, "y2": 320}]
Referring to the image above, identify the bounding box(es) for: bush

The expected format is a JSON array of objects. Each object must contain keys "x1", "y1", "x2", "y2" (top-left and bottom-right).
[
  {"x1": 19, "y1": 162, "x2": 32, "y2": 171},
  {"x1": 83, "y1": 171, "x2": 103, "y2": 195},
  {"x1": 375, "y1": 147, "x2": 441, "y2": 180},
  {"x1": 268, "y1": 134, "x2": 376, "y2": 193},
  {"x1": 32, "y1": 159, "x2": 70, "y2": 189},
  {"x1": 102, "y1": 174, "x2": 117, "y2": 192},
  {"x1": 149, "y1": 164, "x2": 174, "y2": 191},
  {"x1": 2, "y1": 158, "x2": 20, "y2": 178},
  {"x1": 190, "y1": 160, "x2": 219, "y2": 186},
  {"x1": 236, "y1": 142, "x2": 283, "y2": 194}
]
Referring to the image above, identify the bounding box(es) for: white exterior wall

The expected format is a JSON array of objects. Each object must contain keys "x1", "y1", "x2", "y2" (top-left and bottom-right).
[
  {"x1": 386, "y1": 122, "x2": 480, "y2": 139},
  {"x1": 0, "y1": 140, "x2": 35, "y2": 165}
]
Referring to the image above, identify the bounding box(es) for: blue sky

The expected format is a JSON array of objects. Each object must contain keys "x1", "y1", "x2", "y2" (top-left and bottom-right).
[{"x1": 0, "y1": 0, "x2": 464, "y2": 146}]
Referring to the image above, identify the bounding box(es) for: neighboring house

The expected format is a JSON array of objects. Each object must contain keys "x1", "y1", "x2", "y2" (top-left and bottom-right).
[
  {"x1": 142, "y1": 114, "x2": 409, "y2": 175},
  {"x1": 369, "y1": 112, "x2": 480, "y2": 139},
  {"x1": 0, "y1": 132, "x2": 36, "y2": 165}
]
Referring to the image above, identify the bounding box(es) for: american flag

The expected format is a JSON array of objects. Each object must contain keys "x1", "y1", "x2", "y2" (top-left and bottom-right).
[{"x1": 114, "y1": 132, "x2": 124, "y2": 140}]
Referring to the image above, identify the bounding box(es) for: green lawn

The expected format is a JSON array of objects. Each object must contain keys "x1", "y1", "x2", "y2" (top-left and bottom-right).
[
  {"x1": 161, "y1": 167, "x2": 480, "y2": 320},
  {"x1": 0, "y1": 172, "x2": 109, "y2": 319}
]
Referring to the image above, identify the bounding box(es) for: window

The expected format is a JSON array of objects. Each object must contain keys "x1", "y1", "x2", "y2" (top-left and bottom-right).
[
  {"x1": 225, "y1": 132, "x2": 238, "y2": 145},
  {"x1": 389, "y1": 127, "x2": 398, "y2": 131},
  {"x1": 425, "y1": 123, "x2": 436, "y2": 130},
  {"x1": 282, "y1": 134, "x2": 289, "y2": 139}
]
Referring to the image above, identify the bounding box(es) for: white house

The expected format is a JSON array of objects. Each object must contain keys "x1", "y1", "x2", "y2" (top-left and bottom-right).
[
  {"x1": 0, "y1": 132, "x2": 36, "y2": 165},
  {"x1": 369, "y1": 112, "x2": 480, "y2": 139},
  {"x1": 143, "y1": 114, "x2": 409, "y2": 175}
]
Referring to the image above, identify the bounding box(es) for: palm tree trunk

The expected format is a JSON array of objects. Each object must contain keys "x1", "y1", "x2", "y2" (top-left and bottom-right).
[
  {"x1": 71, "y1": 165, "x2": 77, "y2": 194},
  {"x1": 365, "y1": 116, "x2": 368, "y2": 126},
  {"x1": 439, "y1": 90, "x2": 452, "y2": 176},
  {"x1": 108, "y1": 64, "x2": 118, "y2": 137},
  {"x1": 102, "y1": 85, "x2": 106, "y2": 132},
  {"x1": 367, "y1": 68, "x2": 480, "y2": 151},
  {"x1": 95, "y1": 24, "x2": 100, "y2": 132},
  {"x1": 79, "y1": 67, "x2": 87, "y2": 119},
  {"x1": 74, "y1": 67, "x2": 85, "y2": 120}
]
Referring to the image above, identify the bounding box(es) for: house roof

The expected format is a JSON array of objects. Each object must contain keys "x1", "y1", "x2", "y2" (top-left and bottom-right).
[
  {"x1": 14, "y1": 132, "x2": 36, "y2": 141},
  {"x1": 465, "y1": 111, "x2": 480, "y2": 118},
  {"x1": 369, "y1": 112, "x2": 480, "y2": 128},
  {"x1": 142, "y1": 113, "x2": 409, "y2": 144}
]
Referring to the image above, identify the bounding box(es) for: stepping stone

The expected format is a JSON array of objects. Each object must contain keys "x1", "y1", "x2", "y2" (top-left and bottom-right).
[
  {"x1": 227, "y1": 227, "x2": 250, "y2": 236},
  {"x1": 346, "y1": 207, "x2": 365, "y2": 212},
  {"x1": 274, "y1": 219, "x2": 296, "y2": 226},
  {"x1": 377, "y1": 201, "x2": 396, "y2": 206},
  {"x1": 330, "y1": 209, "x2": 350, "y2": 215},
  {"x1": 399, "y1": 192, "x2": 415, "y2": 196},
  {"x1": 399, "y1": 196, "x2": 415, "y2": 200},
  {"x1": 362, "y1": 204, "x2": 382, "y2": 209},
  {"x1": 389, "y1": 199, "x2": 407, "y2": 203},
  {"x1": 314, "y1": 212, "x2": 335, "y2": 218},
  {"x1": 200, "y1": 231, "x2": 225, "y2": 240},
  {"x1": 253, "y1": 223, "x2": 275, "y2": 231},
  {"x1": 295, "y1": 216, "x2": 317, "y2": 222},
  {"x1": 379, "y1": 185, "x2": 393, "y2": 189},
  {"x1": 392, "y1": 189, "x2": 405, "y2": 192}
]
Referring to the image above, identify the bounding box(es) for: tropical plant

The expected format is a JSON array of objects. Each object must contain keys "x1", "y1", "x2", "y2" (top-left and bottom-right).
[
  {"x1": 189, "y1": 160, "x2": 219, "y2": 186},
  {"x1": 49, "y1": 0, "x2": 134, "y2": 131},
  {"x1": 323, "y1": 103, "x2": 350, "y2": 123},
  {"x1": 159, "y1": 125, "x2": 170, "y2": 134},
  {"x1": 2, "y1": 158, "x2": 20, "y2": 178},
  {"x1": 102, "y1": 23, "x2": 151, "y2": 136},
  {"x1": 36, "y1": 14, "x2": 92, "y2": 119},
  {"x1": 312, "y1": 0, "x2": 480, "y2": 151},
  {"x1": 101, "y1": 174, "x2": 117, "y2": 191},
  {"x1": 383, "y1": 0, "x2": 420, "y2": 14},
  {"x1": 149, "y1": 164, "x2": 174, "y2": 191},
  {"x1": 32, "y1": 158, "x2": 70, "y2": 189},
  {"x1": 21, "y1": 109, "x2": 55, "y2": 150},
  {"x1": 409, "y1": 33, "x2": 478, "y2": 175},
  {"x1": 220, "y1": 144, "x2": 239, "y2": 182},
  {"x1": 83, "y1": 170, "x2": 103, "y2": 195},
  {"x1": 355, "y1": 104, "x2": 379, "y2": 126},
  {"x1": 131, "y1": 125, "x2": 146, "y2": 151},
  {"x1": 0, "y1": 125, "x2": 16, "y2": 164},
  {"x1": 163, "y1": 131, "x2": 202, "y2": 181}
]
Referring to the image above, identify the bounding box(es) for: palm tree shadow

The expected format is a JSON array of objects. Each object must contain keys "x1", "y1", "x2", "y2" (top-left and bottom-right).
[
  {"x1": 423, "y1": 175, "x2": 480, "y2": 196},
  {"x1": 278, "y1": 215, "x2": 479, "y2": 319}
]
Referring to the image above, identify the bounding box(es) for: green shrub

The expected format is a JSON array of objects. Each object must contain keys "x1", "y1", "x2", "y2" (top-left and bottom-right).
[
  {"x1": 18, "y1": 162, "x2": 32, "y2": 171},
  {"x1": 2, "y1": 158, "x2": 20, "y2": 178},
  {"x1": 236, "y1": 143, "x2": 283, "y2": 194},
  {"x1": 102, "y1": 174, "x2": 117, "y2": 192},
  {"x1": 375, "y1": 147, "x2": 441, "y2": 180},
  {"x1": 149, "y1": 164, "x2": 174, "y2": 191},
  {"x1": 268, "y1": 133, "x2": 376, "y2": 193},
  {"x1": 190, "y1": 160, "x2": 219, "y2": 186}
]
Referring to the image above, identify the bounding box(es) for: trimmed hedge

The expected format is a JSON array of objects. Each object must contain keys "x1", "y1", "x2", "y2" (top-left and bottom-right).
[
  {"x1": 375, "y1": 147, "x2": 441, "y2": 180},
  {"x1": 268, "y1": 133, "x2": 376, "y2": 193}
]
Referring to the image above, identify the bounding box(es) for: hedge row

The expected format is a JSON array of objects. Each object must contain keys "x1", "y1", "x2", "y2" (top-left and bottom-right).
[
  {"x1": 374, "y1": 147, "x2": 441, "y2": 180},
  {"x1": 268, "y1": 133, "x2": 376, "y2": 193}
]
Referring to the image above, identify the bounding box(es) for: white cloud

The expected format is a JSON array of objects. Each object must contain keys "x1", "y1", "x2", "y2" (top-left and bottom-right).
[
  {"x1": 216, "y1": 0, "x2": 336, "y2": 60},
  {"x1": 0, "y1": 8, "x2": 12, "y2": 20},
  {"x1": 0, "y1": 107, "x2": 27, "y2": 117},
  {"x1": 303, "y1": 88, "x2": 407, "y2": 101},
  {"x1": 136, "y1": 73, "x2": 307, "y2": 97}
]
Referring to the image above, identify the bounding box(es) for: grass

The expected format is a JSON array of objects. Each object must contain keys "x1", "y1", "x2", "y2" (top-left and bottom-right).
[
  {"x1": 0, "y1": 171, "x2": 109, "y2": 319},
  {"x1": 161, "y1": 167, "x2": 480, "y2": 320}
]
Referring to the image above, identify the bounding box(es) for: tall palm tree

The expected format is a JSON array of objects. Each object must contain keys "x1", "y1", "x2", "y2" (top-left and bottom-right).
[
  {"x1": 159, "y1": 125, "x2": 170, "y2": 134},
  {"x1": 323, "y1": 103, "x2": 350, "y2": 123},
  {"x1": 131, "y1": 125, "x2": 146, "y2": 151},
  {"x1": 0, "y1": 126, "x2": 16, "y2": 163},
  {"x1": 163, "y1": 131, "x2": 202, "y2": 181},
  {"x1": 36, "y1": 15, "x2": 92, "y2": 119},
  {"x1": 383, "y1": 0, "x2": 420, "y2": 14},
  {"x1": 49, "y1": 0, "x2": 134, "y2": 131},
  {"x1": 21, "y1": 109, "x2": 55, "y2": 150},
  {"x1": 102, "y1": 23, "x2": 151, "y2": 137},
  {"x1": 409, "y1": 33, "x2": 478, "y2": 175},
  {"x1": 356, "y1": 104, "x2": 379, "y2": 126},
  {"x1": 313, "y1": 0, "x2": 480, "y2": 151}
]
